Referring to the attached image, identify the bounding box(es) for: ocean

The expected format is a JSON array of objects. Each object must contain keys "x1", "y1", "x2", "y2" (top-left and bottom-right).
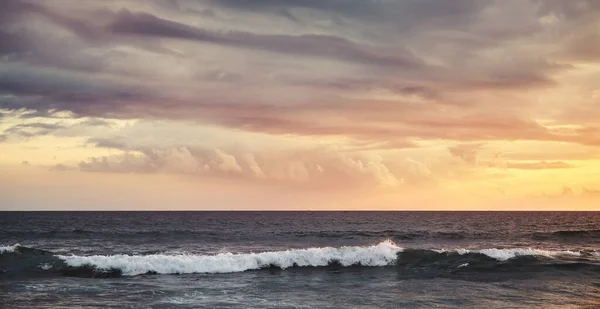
[{"x1": 1, "y1": 211, "x2": 599, "y2": 308}]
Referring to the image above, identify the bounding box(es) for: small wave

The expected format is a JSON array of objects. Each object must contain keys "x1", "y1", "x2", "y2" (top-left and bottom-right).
[
  {"x1": 533, "y1": 229, "x2": 600, "y2": 242},
  {"x1": 436, "y1": 248, "x2": 581, "y2": 261},
  {"x1": 552, "y1": 229, "x2": 600, "y2": 238},
  {"x1": 0, "y1": 229, "x2": 220, "y2": 238},
  {"x1": 0, "y1": 244, "x2": 20, "y2": 253},
  {"x1": 38, "y1": 263, "x2": 53, "y2": 270},
  {"x1": 281, "y1": 230, "x2": 487, "y2": 240}
]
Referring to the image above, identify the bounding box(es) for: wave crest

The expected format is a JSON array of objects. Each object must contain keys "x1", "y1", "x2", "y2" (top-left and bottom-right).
[
  {"x1": 59, "y1": 240, "x2": 401, "y2": 276},
  {"x1": 437, "y1": 248, "x2": 581, "y2": 261},
  {"x1": 0, "y1": 244, "x2": 20, "y2": 253},
  {"x1": 3, "y1": 241, "x2": 597, "y2": 278}
]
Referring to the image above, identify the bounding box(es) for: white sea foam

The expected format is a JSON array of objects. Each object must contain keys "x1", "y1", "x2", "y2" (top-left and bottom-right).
[
  {"x1": 38, "y1": 263, "x2": 53, "y2": 270},
  {"x1": 56, "y1": 241, "x2": 586, "y2": 276},
  {"x1": 477, "y1": 248, "x2": 581, "y2": 261},
  {"x1": 58, "y1": 240, "x2": 402, "y2": 276},
  {"x1": 436, "y1": 248, "x2": 581, "y2": 261},
  {"x1": 0, "y1": 244, "x2": 20, "y2": 253}
]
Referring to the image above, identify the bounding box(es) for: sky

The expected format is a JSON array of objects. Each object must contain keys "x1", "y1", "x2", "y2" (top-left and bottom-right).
[{"x1": 1, "y1": 0, "x2": 599, "y2": 210}]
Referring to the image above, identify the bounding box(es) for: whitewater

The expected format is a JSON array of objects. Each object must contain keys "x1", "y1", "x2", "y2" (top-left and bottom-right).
[
  {"x1": 36, "y1": 240, "x2": 589, "y2": 276},
  {"x1": 3, "y1": 211, "x2": 600, "y2": 309}
]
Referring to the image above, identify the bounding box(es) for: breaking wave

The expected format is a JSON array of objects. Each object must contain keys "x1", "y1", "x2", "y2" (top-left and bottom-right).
[
  {"x1": 435, "y1": 247, "x2": 581, "y2": 261},
  {"x1": 0, "y1": 244, "x2": 20, "y2": 253},
  {"x1": 2, "y1": 241, "x2": 599, "y2": 278},
  {"x1": 59, "y1": 240, "x2": 401, "y2": 276}
]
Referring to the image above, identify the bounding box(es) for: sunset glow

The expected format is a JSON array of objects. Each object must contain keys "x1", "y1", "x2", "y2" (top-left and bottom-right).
[{"x1": 1, "y1": 0, "x2": 599, "y2": 210}]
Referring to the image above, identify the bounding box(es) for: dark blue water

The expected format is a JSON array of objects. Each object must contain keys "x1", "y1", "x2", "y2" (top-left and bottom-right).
[{"x1": 1, "y1": 212, "x2": 600, "y2": 308}]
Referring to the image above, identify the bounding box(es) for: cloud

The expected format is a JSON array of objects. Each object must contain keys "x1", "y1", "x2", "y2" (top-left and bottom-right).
[
  {"x1": 79, "y1": 140, "x2": 413, "y2": 188},
  {"x1": 447, "y1": 145, "x2": 576, "y2": 170},
  {"x1": 535, "y1": 0, "x2": 600, "y2": 20},
  {"x1": 86, "y1": 137, "x2": 130, "y2": 150},
  {"x1": 0, "y1": 63, "x2": 153, "y2": 116},
  {"x1": 79, "y1": 153, "x2": 156, "y2": 174},
  {"x1": 1, "y1": 0, "x2": 600, "y2": 195},
  {"x1": 2, "y1": 122, "x2": 66, "y2": 139},
  {"x1": 534, "y1": 184, "x2": 600, "y2": 200},
  {"x1": 0, "y1": 29, "x2": 31, "y2": 56},
  {"x1": 207, "y1": 0, "x2": 486, "y2": 30},
  {"x1": 50, "y1": 163, "x2": 72, "y2": 172},
  {"x1": 506, "y1": 161, "x2": 575, "y2": 170},
  {"x1": 505, "y1": 161, "x2": 574, "y2": 170},
  {"x1": 583, "y1": 187, "x2": 600, "y2": 197},
  {"x1": 78, "y1": 118, "x2": 113, "y2": 127},
  {"x1": 448, "y1": 143, "x2": 483, "y2": 165},
  {"x1": 561, "y1": 186, "x2": 574, "y2": 196},
  {"x1": 3, "y1": 92, "x2": 599, "y2": 149},
  {"x1": 108, "y1": 10, "x2": 421, "y2": 68}
]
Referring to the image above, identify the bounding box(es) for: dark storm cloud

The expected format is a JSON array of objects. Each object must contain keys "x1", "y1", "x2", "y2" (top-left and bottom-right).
[
  {"x1": 533, "y1": 0, "x2": 600, "y2": 62},
  {"x1": 0, "y1": 1, "x2": 166, "y2": 74},
  {"x1": 208, "y1": 0, "x2": 485, "y2": 27},
  {"x1": 0, "y1": 0, "x2": 102, "y2": 42},
  {"x1": 0, "y1": 67, "x2": 153, "y2": 117},
  {"x1": 288, "y1": 77, "x2": 439, "y2": 99},
  {"x1": 0, "y1": 30, "x2": 31, "y2": 55},
  {"x1": 108, "y1": 10, "x2": 421, "y2": 68},
  {"x1": 0, "y1": 0, "x2": 599, "y2": 150},
  {"x1": 0, "y1": 1, "x2": 103, "y2": 75},
  {"x1": 0, "y1": 0, "x2": 34, "y2": 21},
  {"x1": 0, "y1": 1, "x2": 39, "y2": 55}
]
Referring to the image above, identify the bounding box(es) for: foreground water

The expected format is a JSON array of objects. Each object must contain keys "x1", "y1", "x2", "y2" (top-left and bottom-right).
[{"x1": 1, "y1": 211, "x2": 599, "y2": 308}]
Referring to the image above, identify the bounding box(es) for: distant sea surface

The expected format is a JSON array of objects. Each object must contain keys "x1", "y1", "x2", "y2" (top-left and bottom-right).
[{"x1": 1, "y1": 211, "x2": 600, "y2": 308}]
